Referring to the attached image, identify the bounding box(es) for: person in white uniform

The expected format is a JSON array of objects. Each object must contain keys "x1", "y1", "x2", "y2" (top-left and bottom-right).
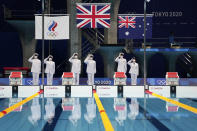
[
  {"x1": 69, "y1": 53, "x2": 81, "y2": 85},
  {"x1": 28, "y1": 98, "x2": 41, "y2": 125},
  {"x1": 128, "y1": 98, "x2": 139, "y2": 120},
  {"x1": 115, "y1": 106, "x2": 127, "y2": 126},
  {"x1": 115, "y1": 53, "x2": 127, "y2": 73},
  {"x1": 28, "y1": 53, "x2": 41, "y2": 85},
  {"x1": 69, "y1": 98, "x2": 81, "y2": 126},
  {"x1": 44, "y1": 55, "x2": 55, "y2": 85},
  {"x1": 44, "y1": 98, "x2": 55, "y2": 124},
  {"x1": 84, "y1": 98, "x2": 96, "y2": 124},
  {"x1": 84, "y1": 54, "x2": 96, "y2": 85},
  {"x1": 128, "y1": 57, "x2": 139, "y2": 85}
]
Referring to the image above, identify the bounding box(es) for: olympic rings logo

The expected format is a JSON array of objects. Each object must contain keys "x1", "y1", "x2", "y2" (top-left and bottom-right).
[
  {"x1": 47, "y1": 31, "x2": 58, "y2": 38},
  {"x1": 26, "y1": 80, "x2": 40, "y2": 85},
  {"x1": 27, "y1": 80, "x2": 33, "y2": 85},
  {"x1": 156, "y1": 80, "x2": 166, "y2": 85}
]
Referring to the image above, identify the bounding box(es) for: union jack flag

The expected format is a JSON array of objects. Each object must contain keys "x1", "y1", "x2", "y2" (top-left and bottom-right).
[
  {"x1": 118, "y1": 15, "x2": 152, "y2": 39},
  {"x1": 76, "y1": 3, "x2": 111, "y2": 28},
  {"x1": 118, "y1": 16, "x2": 136, "y2": 28}
]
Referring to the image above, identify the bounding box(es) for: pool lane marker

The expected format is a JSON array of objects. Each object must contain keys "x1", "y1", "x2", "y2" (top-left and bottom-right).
[
  {"x1": 145, "y1": 90, "x2": 197, "y2": 114},
  {"x1": 93, "y1": 89, "x2": 114, "y2": 131},
  {"x1": 0, "y1": 90, "x2": 43, "y2": 118}
]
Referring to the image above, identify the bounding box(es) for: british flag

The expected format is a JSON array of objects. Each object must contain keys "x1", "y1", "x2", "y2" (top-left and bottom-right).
[
  {"x1": 118, "y1": 15, "x2": 152, "y2": 39},
  {"x1": 118, "y1": 16, "x2": 136, "y2": 28},
  {"x1": 76, "y1": 3, "x2": 111, "y2": 28}
]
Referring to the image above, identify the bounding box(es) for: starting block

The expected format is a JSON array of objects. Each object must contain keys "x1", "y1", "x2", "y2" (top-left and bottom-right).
[
  {"x1": 166, "y1": 98, "x2": 179, "y2": 112},
  {"x1": 113, "y1": 72, "x2": 127, "y2": 110},
  {"x1": 113, "y1": 72, "x2": 127, "y2": 125},
  {"x1": 166, "y1": 72, "x2": 179, "y2": 85},
  {"x1": 114, "y1": 98, "x2": 127, "y2": 126},
  {"x1": 114, "y1": 98, "x2": 126, "y2": 111},
  {"x1": 62, "y1": 72, "x2": 75, "y2": 111},
  {"x1": 165, "y1": 72, "x2": 180, "y2": 112},
  {"x1": 114, "y1": 72, "x2": 127, "y2": 85},
  {"x1": 62, "y1": 72, "x2": 74, "y2": 85},
  {"x1": 9, "y1": 72, "x2": 23, "y2": 85},
  {"x1": 9, "y1": 72, "x2": 23, "y2": 112},
  {"x1": 62, "y1": 98, "x2": 74, "y2": 111}
]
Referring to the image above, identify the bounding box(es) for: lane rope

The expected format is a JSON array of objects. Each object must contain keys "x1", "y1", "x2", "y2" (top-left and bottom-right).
[
  {"x1": 93, "y1": 89, "x2": 114, "y2": 131},
  {"x1": 145, "y1": 90, "x2": 197, "y2": 114},
  {"x1": 0, "y1": 90, "x2": 43, "y2": 118}
]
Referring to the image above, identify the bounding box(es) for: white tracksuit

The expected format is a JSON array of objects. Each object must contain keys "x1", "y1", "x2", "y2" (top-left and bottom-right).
[
  {"x1": 84, "y1": 57, "x2": 96, "y2": 85},
  {"x1": 44, "y1": 58, "x2": 55, "y2": 85},
  {"x1": 44, "y1": 98, "x2": 55, "y2": 121},
  {"x1": 28, "y1": 56, "x2": 41, "y2": 85},
  {"x1": 115, "y1": 57, "x2": 127, "y2": 73},
  {"x1": 28, "y1": 98, "x2": 41, "y2": 125},
  {"x1": 128, "y1": 98, "x2": 139, "y2": 120},
  {"x1": 69, "y1": 57, "x2": 81, "y2": 85},
  {"x1": 84, "y1": 98, "x2": 96, "y2": 124},
  {"x1": 128, "y1": 61, "x2": 139, "y2": 85}
]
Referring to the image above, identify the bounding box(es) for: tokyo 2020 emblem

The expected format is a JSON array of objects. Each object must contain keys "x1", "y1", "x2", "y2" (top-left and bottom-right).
[{"x1": 47, "y1": 20, "x2": 58, "y2": 38}]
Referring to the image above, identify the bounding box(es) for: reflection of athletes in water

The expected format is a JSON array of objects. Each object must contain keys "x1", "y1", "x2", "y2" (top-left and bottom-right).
[
  {"x1": 69, "y1": 98, "x2": 81, "y2": 126},
  {"x1": 115, "y1": 109, "x2": 127, "y2": 126},
  {"x1": 44, "y1": 98, "x2": 55, "y2": 124},
  {"x1": 115, "y1": 98, "x2": 127, "y2": 126},
  {"x1": 44, "y1": 55, "x2": 55, "y2": 85},
  {"x1": 115, "y1": 106, "x2": 127, "y2": 126},
  {"x1": 28, "y1": 53, "x2": 41, "y2": 85},
  {"x1": 28, "y1": 98, "x2": 41, "y2": 125},
  {"x1": 84, "y1": 54, "x2": 96, "y2": 85},
  {"x1": 115, "y1": 53, "x2": 127, "y2": 73},
  {"x1": 69, "y1": 53, "x2": 81, "y2": 85},
  {"x1": 84, "y1": 98, "x2": 96, "y2": 124},
  {"x1": 128, "y1": 57, "x2": 139, "y2": 85},
  {"x1": 128, "y1": 98, "x2": 139, "y2": 120}
]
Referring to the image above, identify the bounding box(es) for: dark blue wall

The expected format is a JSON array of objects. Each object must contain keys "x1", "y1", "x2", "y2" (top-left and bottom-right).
[
  {"x1": 119, "y1": 0, "x2": 197, "y2": 37},
  {"x1": 0, "y1": 32, "x2": 23, "y2": 73}
]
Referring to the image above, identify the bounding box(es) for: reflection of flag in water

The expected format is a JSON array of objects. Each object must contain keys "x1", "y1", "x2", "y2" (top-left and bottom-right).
[
  {"x1": 76, "y1": 3, "x2": 111, "y2": 28},
  {"x1": 118, "y1": 15, "x2": 152, "y2": 39}
]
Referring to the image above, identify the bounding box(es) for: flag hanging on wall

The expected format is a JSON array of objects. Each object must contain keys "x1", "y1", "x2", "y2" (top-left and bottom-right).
[
  {"x1": 35, "y1": 15, "x2": 69, "y2": 40},
  {"x1": 76, "y1": 3, "x2": 111, "y2": 28},
  {"x1": 118, "y1": 14, "x2": 152, "y2": 39}
]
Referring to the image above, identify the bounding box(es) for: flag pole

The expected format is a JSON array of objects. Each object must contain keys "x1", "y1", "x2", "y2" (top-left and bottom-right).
[
  {"x1": 42, "y1": 0, "x2": 45, "y2": 86},
  {"x1": 41, "y1": 0, "x2": 45, "y2": 128},
  {"x1": 48, "y1": 0, "x2": 51, "y2": 55},
  {"x1": 143, "y1": 0, "x2": 147, "y2": 118}
]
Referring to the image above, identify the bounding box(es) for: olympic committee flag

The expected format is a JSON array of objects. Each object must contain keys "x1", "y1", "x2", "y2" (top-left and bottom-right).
[
  {"x1": 118, "y1": 14, "x2": 152, "y2": 39},
  {"x1": 76, "y1": 3, "x2": 111, "y2": 28},
  {"x1": 35, "y1": 15, "x2": 69, "y2": 40}
]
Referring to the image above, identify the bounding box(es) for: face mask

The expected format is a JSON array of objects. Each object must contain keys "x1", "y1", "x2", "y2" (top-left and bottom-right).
[
  {"x1": 34, "y1": 56, "x2": 38, "y2": 59},
  {"x1": 74, "y1": 56, "x2": 78, "y2": 59},
  {"x1": 133, "y1": 60, "x2": 136, "y2": 63},
  {"x1": 89, "y1": 57, "x2": 93, "y2": 60},
  {"x1": 49, "y1": 58, "x2": 52, "y2": 61}
]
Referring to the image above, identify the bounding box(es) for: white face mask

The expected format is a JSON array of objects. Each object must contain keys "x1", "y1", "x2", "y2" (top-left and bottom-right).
[
  {"x1": 89, "y1": 57, "x2": 93, "y2": 60},
  {"x1": 49, "y1": 58, "x2": 52, "y2": 61},
  {"x1": 74, "y1": 56, "x2": 78, "y2": 59},
  {"x1": 34, "y1": 56, "x2": 38, "y2": 59}
]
